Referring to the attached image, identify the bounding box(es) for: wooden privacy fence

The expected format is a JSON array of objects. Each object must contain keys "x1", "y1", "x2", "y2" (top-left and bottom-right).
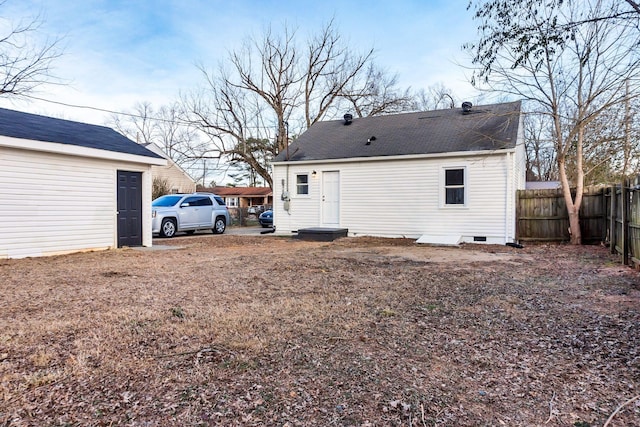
[
  {"x1": 516, "y1": 180, "x2": 640, "y2": 268},
  {"x1": 516, "y1": 186, "x2": 607, "y2": 244},
  {"x1": 607, "y1": 180, "x2": 640, "y2": 267}
]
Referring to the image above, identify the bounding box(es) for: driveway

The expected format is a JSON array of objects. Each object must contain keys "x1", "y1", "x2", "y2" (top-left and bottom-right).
[
  {"x1": 227, "y1": 225, "x2": 271, "y2": 235},
  {"x1": 152, "y1": 225, "x2": 269, "y2": 242}
]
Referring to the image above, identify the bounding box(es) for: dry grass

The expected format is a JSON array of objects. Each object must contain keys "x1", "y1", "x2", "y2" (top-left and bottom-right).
[{"x1": 1, "y1": 235, "x2": 639, "y2": 426}]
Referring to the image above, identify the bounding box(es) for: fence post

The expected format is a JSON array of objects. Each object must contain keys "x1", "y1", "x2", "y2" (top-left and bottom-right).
[
  {"x1": 601, "y1": 188, "x2": 607, "y2": 243},
  {"x1": 622, "y1": 179, "x2": 629, "y2": 265},
  {"x1": 610, "y1": 185, "x2": 617, "y2": 255},
  {"x1": 515, "y1": 190, "x2": 521, "y2": 242}
]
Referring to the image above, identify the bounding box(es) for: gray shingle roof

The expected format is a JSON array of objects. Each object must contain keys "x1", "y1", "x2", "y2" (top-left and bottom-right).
[
  {"x1": 0, "y1": 107, "x2": 162, "y2": 159},
  {"x1": 275, "y1": 101, "x2": 521, "y2": 162}
]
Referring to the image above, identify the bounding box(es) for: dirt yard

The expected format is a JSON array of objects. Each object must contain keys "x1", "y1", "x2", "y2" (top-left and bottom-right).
[{"x1": 1, "y1": 234, "x2": 639, "y2": 426}]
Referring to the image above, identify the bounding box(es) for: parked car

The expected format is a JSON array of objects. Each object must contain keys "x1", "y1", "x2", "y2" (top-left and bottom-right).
[
  {"x1": 258, "y1": 210, "x2": 273, "y2": 228},
  {"x1": 152, "y1": 192, "x2": 231, "y2": 238}
]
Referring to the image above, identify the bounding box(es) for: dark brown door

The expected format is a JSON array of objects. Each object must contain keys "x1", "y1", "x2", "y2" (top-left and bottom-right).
[{"x1": 117, "y1": 170, "x2": 143, "y2": 247}]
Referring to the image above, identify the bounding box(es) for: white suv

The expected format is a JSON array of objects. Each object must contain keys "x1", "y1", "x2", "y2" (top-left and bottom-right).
[{"x1": 152, "y1": 193, "x2": 231, "y2": 238}]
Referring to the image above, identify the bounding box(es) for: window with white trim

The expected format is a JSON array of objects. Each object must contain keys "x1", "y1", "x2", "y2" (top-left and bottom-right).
[
  {"x1": 296, "y1": 173, "x2": 309, "y2": 195},
  {"x1": 444, "y1": 168, "x2": 465, "y2": 205}
]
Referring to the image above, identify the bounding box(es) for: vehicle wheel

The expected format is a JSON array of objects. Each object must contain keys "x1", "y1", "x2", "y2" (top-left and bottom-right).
[
  {"x1": 185, "y1": 230, "x2": 195, "y2": 235},
  {"x1": 213, "y1": 217, "x2": 226, "y2": 234},
  {"x1": 159, "y1": 218, "x2": 177, "y2": 238}
]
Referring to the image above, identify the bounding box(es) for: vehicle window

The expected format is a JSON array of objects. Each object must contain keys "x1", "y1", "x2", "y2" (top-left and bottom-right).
[
  {"x1": 214, "y1": 196, "x2": 226, "y2": 206},
  {"x1": 198, "y1": 197, "x2": 213, "y2": 206},
  {"x1": 444, "y1": 168, "x2": 465, "y2": 205},
  {"x1": 183, "y1": 196, "x2": 200, "y2": 206},
  {"x1": 296, "y1": 174, "x2": 309, "y2": 195},
  {"x1": 152, "y1": 195, "x2": 183, "y2": 207}
]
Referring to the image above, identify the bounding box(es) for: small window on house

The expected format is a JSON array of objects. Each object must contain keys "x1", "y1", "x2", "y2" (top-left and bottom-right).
[
  {"x1": 296, "y1": 174, "x2": 309, "y2": 195},
  {"x1": 444, "y1": 168, "x2": 465, "y2": 205}
]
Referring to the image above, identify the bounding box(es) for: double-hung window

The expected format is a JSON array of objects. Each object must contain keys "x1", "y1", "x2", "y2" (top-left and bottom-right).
[
  {"x1": 444, "y1": 168, "x2": 465, "y2": 206},
  {"x1": 296, "y1": 174, "x2": 309, "y2": 195}
]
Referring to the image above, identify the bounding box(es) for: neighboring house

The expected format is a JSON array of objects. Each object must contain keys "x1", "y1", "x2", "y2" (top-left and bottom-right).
[
  {"x1": 201, "y1": 186, "x2": 273, "y2": 210},
  {"x1": 271, "y1": 101, "x2": 526, "y2": 245},
  {"x1": 0, "y1": 108, "x2": 166, "y2": 259},
  {"x1": 142, "y1": 143, "x2": 196, "y2": 194}
]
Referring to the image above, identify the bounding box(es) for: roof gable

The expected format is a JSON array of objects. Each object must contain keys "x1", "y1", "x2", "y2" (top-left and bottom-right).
[
  {"x1": 274, "y1": 101, "x2": 521, "y2": 162},
  {"x1": 0, "y1": 107, "x2": 162, "y2": 159}
]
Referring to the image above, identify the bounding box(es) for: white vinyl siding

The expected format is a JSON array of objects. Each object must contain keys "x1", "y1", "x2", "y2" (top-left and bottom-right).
[
  {"x1": 0, "y1": 145, "x2": 153, "y2": 258},
  {"x1": 273, "y1": 152, "x2": 517, "y2": 243},
  {"x1": 273, "y1": 168, "x2": 319, "y2": 232},
  {"x1": 151, "y1": 162, "x2": 196, "y2": 194},
  {"x1": 144, "y1": 143, "x2": 196, "y2": 194}
]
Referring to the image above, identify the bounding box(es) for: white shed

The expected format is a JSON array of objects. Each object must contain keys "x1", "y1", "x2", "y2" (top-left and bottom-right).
[
  {"x1": 271, "y1": 101, "x2": 526, "y2": 245},
  {"x1": 0, "y1": 108, "x2": 166, "y2": 259}
]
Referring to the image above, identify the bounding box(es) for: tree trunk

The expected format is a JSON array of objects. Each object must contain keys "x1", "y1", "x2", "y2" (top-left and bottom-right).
[
  {"x1": 558, "y1": 155, "x2": 582, "y2": 245},
  {"x1": 568, "y1": 206, "x2": 582, "y2": 245}
]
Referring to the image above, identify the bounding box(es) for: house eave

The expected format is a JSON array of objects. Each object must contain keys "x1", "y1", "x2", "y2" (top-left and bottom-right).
[
  {"x1": 271, "y1": 148, "x2": 516, "y2": 166},
  {"x1": 0, "y1": 135, "x2": 167, "y2": 166},
  {"x1": 144, "y1": 143, "x2": 195, "y2": 180}
]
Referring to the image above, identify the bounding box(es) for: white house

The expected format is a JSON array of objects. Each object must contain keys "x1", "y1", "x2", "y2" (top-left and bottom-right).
[
  {"x1": 0, "y1": 108, "x2": 166, "y2": 259},
  {"x1": 271, "y1": 101, "x2": 526, "y2": 245},
  {"x1": 142, "y1": 143, "x2": 196, "y2": 194}
]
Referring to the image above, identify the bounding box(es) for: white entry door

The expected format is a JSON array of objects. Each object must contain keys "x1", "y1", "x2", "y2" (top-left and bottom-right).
[{"x1": 322, "y1": 171, "x2": 340, "y2": 225}]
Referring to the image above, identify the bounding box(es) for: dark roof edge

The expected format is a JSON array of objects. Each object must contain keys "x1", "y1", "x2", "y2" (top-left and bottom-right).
[{"x1": 272, "y1": 146, "x2": 519, "y2": 165}]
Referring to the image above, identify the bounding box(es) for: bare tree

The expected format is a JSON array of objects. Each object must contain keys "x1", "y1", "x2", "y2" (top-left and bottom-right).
[
  {"x1": 302, "y1": 21, "x2": 369, "y2": 125},
  {"x1": 182, "y1": 20, "x2": 414, "y2": 188},
  {"x1": 524, "y1": 113, "x2": 557, "y2": 182},
  {"x1": 341, "y1": 63, "x2": 414, "y2": 117},
  {"x1": 153, "y1": 103, "x2": 206, "y2": 168},
  {"x1": 466, "y1": 0, "x2": 640, "y2": 244},
  {"x1": 183, "y1": 66, "x2": 276, "y2": 186},
  {"x1": 0, "y1": 3, "x2": 62, "y2": 97},
  {"x1": 412, "y1": 83, "x2": 458, "y2": 111},
  {"x1": 110, "y1": 102, "x2": 155, "y2": 144},
  {"x1": 152, "y1": 177, "x2": 171, "y2": 200},
  {"x1": 522, "y1": 109, "x2": 628, "y2": 185},
  {"x1": 109, "y1": 102, "x2": 213, "y2": 183},
  {"x1": 577, "y1": 100, "x2": 639, "y2": 184},
  {"x1": 626, "y1": 0, "x2": 640, "y2": 14}
]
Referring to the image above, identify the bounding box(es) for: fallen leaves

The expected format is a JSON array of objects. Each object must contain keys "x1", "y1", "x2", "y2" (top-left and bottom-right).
[{"x1": 0, "y1": 236, "x2": 638, "y2": 425}]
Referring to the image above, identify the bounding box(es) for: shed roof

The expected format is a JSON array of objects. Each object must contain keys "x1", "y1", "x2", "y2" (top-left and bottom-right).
[
  {"x1": 0, "y1": 107, "x2": 162, "y2": 159},
  {"x1": 274, "y1": 101, "x2": 521, "y2": 163}
]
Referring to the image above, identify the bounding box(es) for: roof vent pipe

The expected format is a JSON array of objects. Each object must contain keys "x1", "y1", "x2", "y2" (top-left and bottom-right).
[
  {"x1": 462, "y1": 101, "x2": 472, "y2": 114},
  {"x1": 343, "y1": 113, "x2": 353, "y2": 125}
]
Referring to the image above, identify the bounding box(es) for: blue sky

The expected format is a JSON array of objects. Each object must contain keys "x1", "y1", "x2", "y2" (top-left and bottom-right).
[{"x1": 0, "y1": 0, "x2": 482, "y2": 125}]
